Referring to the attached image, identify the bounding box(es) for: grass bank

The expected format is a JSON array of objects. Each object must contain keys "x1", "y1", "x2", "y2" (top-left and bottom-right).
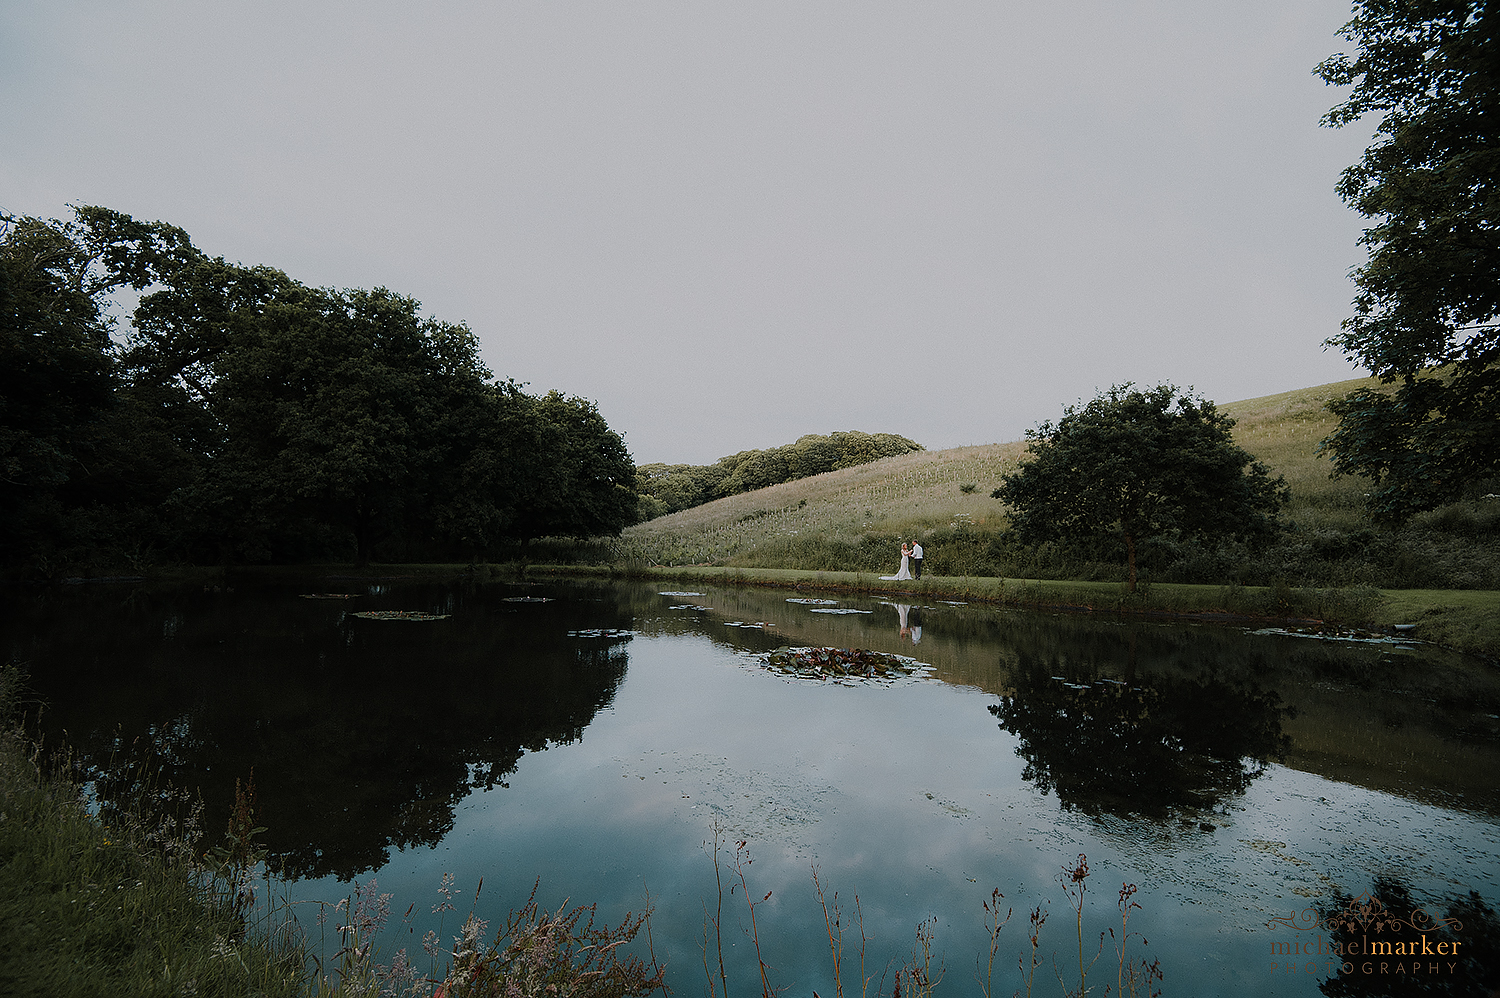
[
  {"x1": 610, "y1": 376, "x2": 1500, "y2": 592},
  {"x1": 532, "y1": 564, "x2": 1500, "y2": 659},
  {"x1": 0, "y1": 669, "x2": 305, "y2": 997},
  {"x1": 86, "y1": 561, "x2": 1499, "y2": 659}
]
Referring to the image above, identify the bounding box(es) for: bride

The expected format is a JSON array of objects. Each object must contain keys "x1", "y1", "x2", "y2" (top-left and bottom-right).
[{"x1": 881, "y1": 542, "x2": 914, "y2": 581}]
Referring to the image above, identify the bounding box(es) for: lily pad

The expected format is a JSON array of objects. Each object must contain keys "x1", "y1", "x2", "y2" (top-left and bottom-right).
[
  {"x1": 763, "y1": 646, "x2": 924, "y2": 682},
  {"x1": 350, "y1": 610, "x2": 451, "y2": 621}
]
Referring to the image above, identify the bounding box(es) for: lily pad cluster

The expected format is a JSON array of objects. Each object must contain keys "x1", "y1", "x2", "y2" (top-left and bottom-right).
[
  {"x1": 350, "y1": 610, "x2": 451, "y2": 621},
  {"x1": 764, "y1": 646, "x2": 922, "y2": 681}
]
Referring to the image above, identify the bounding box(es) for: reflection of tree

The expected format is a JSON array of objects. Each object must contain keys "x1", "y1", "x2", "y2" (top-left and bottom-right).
[
  {"x1": 989, "y1": 656, "x2": 1293, "y2": 816},
  {"x1": 1316, "y1": 878, "x2": 1499, "y2": 997},
  {"x1": 17, "y1": 580, "x2": 633, "y2": 880}
]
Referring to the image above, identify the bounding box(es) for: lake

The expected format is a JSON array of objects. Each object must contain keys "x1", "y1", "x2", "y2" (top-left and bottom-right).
[{"x1": 5, "y1": 575, "x2": 1498, "y2": 996}]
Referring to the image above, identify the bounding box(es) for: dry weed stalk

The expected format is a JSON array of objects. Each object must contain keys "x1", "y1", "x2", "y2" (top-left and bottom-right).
[{"x1": 977, "y1": 888, "x2": 1012, "y2": 998}]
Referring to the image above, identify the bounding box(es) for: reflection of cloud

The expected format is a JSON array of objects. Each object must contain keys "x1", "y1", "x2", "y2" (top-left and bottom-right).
[{"x1": 611, "y1": 749, "x2": 845, "y2": 852}]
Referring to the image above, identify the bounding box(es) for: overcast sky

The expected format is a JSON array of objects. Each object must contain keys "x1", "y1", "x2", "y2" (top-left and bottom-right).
[{"x1": 3, "y1": 1, "x2": 1375, "y2": 465}]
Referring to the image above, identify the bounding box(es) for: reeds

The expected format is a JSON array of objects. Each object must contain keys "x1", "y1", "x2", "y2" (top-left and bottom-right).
[
  {"x1": 0, "y1": 667, "x2": 306, "y2": 997},
  {"x1": 700, "y1": 820, "x2": 1161, "y2": 998}
]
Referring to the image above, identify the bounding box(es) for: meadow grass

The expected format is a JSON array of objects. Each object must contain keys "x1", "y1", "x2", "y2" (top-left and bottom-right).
[
  {"x1": 0, "y1": 668, "x2": 306, "y2": 998},
  {"x1": 582, "y1": 376, "x2": 1499, "y2": 653}
]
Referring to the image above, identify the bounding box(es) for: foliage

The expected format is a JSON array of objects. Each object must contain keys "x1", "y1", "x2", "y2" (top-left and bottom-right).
[
  {"x1": 991, "y1": 385, "x2": 1289, "y2": 590},
  {"x1": 604, "y1": 392, "x2": 1500, "y2": 593},
  {"x1": 0, "y1": 206, "x2": 637, "y2": 571},
  {"x1": 1316, "y1": 0, "x2": 1500, "y2": 521},
  {"x1": 636, "y1": 430, "x2": 923, "y2": 520},
  {"x1": 0, "y1": 670, "x2": 306, "y2": 997},
  {"x1": 0, "y1": 213, "x2": 125, "y2": 563}
]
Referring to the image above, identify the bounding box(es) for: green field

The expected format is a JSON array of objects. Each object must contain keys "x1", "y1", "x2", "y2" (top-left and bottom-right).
[{"x1": 572, "y1": 376, "x2": 1499, "y2": 657}]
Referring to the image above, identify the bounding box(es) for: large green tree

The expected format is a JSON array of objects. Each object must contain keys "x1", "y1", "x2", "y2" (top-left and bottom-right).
[
  {"x1": 0, "y1": 213, "x2": 118, "y2": 560},
  {"x1": 2, "y1": 205, "x2": 639, "y2": 569},
  {"x1": 992, "y1": 385, "x2": 1288, "y2": 590},
  {"x1": 1316, "y1": 0, "x2": 1499, "y2": 522}
]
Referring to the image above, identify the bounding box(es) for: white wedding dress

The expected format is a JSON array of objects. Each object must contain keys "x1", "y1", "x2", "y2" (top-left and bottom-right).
[{"x1": 881, "y1": 555, "x2": 913, "y2": 581}]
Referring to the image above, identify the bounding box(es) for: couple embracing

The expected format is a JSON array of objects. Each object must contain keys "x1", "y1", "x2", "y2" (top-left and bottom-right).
[{"x1": 880, "y1": 539, "x2": 923, "y2": 581}]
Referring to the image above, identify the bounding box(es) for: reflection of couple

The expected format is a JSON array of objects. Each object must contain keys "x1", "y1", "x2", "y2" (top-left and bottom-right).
[
  {"x1": 894, "y1": 603, "x2": 922, "y2": 644},
  {"x1": 880, "y1": 540, "x2": 923, "y2": 581}
]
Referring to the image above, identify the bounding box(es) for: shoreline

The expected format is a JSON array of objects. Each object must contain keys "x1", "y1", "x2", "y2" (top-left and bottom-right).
[{"x1": 15, "y1": 562, "x2": 1498, "y2": 660}]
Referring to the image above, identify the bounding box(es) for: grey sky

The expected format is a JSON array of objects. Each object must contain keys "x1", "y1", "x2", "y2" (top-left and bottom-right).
[{"x1": 2, "y1": 1, "x2": 1374, "y2": 465}]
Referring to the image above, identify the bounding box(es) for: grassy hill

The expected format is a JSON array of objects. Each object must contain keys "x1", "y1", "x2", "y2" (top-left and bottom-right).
[{"x1": 606, "y1": 376, "x2": 1500, "y2": 592}]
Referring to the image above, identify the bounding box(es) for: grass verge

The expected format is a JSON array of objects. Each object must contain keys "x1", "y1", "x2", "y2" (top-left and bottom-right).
[
  {"x1": 529, "y1": 564, "x2": 1500, "y2": 660},
  {"x1": 0, "y1": 669, "x2": 306, "y2": 998}
]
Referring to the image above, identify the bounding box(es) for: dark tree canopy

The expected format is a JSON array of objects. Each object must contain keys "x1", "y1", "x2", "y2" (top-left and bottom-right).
[
  {"x1": 1316, "y1": 0, "x2": 1500, "y2": 521},
  {"x1": 635, "y1": 430, "x2": 923, "y2": 520},
  {"x1": 0, "y1": 206, "x2": 637, "y2": 570},
  {"x1": 991, "y1": 384, "x2": 1288, "y2": 590},
  {"x1": 0, "y1": 214, "x2": 119, "y2": 557}
]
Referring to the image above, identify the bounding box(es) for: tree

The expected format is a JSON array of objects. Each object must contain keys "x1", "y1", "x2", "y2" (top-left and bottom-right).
[
  {"x1": 2, "y1": 205, "x2": 641, "y2": 567},
  {"x1": 991, "y1": 385, "x2": 1288, "y2": 590},
  {"x1": 512, "y1": 391, "x2": 638, "y2": 541},
  {"x1": 1316, "y1": 1, "x2": 1499, "y2": 522},
  {"x1": 0, "y1": 213, "x2": 119, "y2": 560}
]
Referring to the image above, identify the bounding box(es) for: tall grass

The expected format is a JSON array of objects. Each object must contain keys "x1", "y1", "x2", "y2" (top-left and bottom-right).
[
  {"x1": 0, "y1": 667, "x2": 306, "y2": 997},
  {"x1": 0, "y1": 665, "x2": 665, "y2": 998},
  {"x1": 592, "y1": 378, "x2": 1500, "y2": 590}
]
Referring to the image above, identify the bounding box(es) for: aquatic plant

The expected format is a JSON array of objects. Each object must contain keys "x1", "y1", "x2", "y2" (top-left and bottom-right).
[{"x1": 763, "y1": 646, "x2": 924, "y2": 681}]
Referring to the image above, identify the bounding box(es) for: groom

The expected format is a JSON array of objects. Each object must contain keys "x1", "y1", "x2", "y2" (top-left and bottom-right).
[{"x1": 911, "y1": 540, "x2": 923, "y2": 579}]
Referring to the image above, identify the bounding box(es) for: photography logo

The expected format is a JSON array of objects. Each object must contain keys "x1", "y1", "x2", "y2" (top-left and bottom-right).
[{"x1": 1266, "y1": 892, "x2": 1467, "y2": 981}]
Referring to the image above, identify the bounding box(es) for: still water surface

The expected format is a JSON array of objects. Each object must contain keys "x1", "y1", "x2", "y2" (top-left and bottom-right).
[{"x1": 6, "y1": 577, "x2": 1499, "y2": 995}]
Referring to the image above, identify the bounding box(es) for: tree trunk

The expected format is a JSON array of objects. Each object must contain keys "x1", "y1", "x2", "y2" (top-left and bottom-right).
[{"x1": 1125, "y1": 532, "x2": 1137, "y2": 592}]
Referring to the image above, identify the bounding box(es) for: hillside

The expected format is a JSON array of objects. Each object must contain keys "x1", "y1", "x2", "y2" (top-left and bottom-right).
[{"x1": 611, "y1": 375, "x2": 1499, "y2": 591}]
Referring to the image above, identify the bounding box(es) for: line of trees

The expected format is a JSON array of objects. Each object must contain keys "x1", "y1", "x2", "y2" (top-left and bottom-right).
[
  {"x1": 0, "y1": 206, "x2": 637, "y2": 571},
  {"x1": 635, "y1": 430, "x2": 923, "y2": 520}
]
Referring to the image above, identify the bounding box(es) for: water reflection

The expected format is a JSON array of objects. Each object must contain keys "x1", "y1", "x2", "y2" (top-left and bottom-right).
[
  {"x1": 5, "y1": 580, "x2": 636, "y2": 879},
  {"x1": 990, "y1": 656, "x2": 1294, "y2": 817},
  {"x1": 606, "y1": 584, "x2": 1500, "y2": 812},
  {"x1": 5, "y1": 575, "x2": 1499, "y2": 892},
  {"x1": 1312, "y1": 877, "x2": 1500, "y2": 995},
  {"x1": 892, "y1": 603, "x2": 923, "y2": 644}
]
